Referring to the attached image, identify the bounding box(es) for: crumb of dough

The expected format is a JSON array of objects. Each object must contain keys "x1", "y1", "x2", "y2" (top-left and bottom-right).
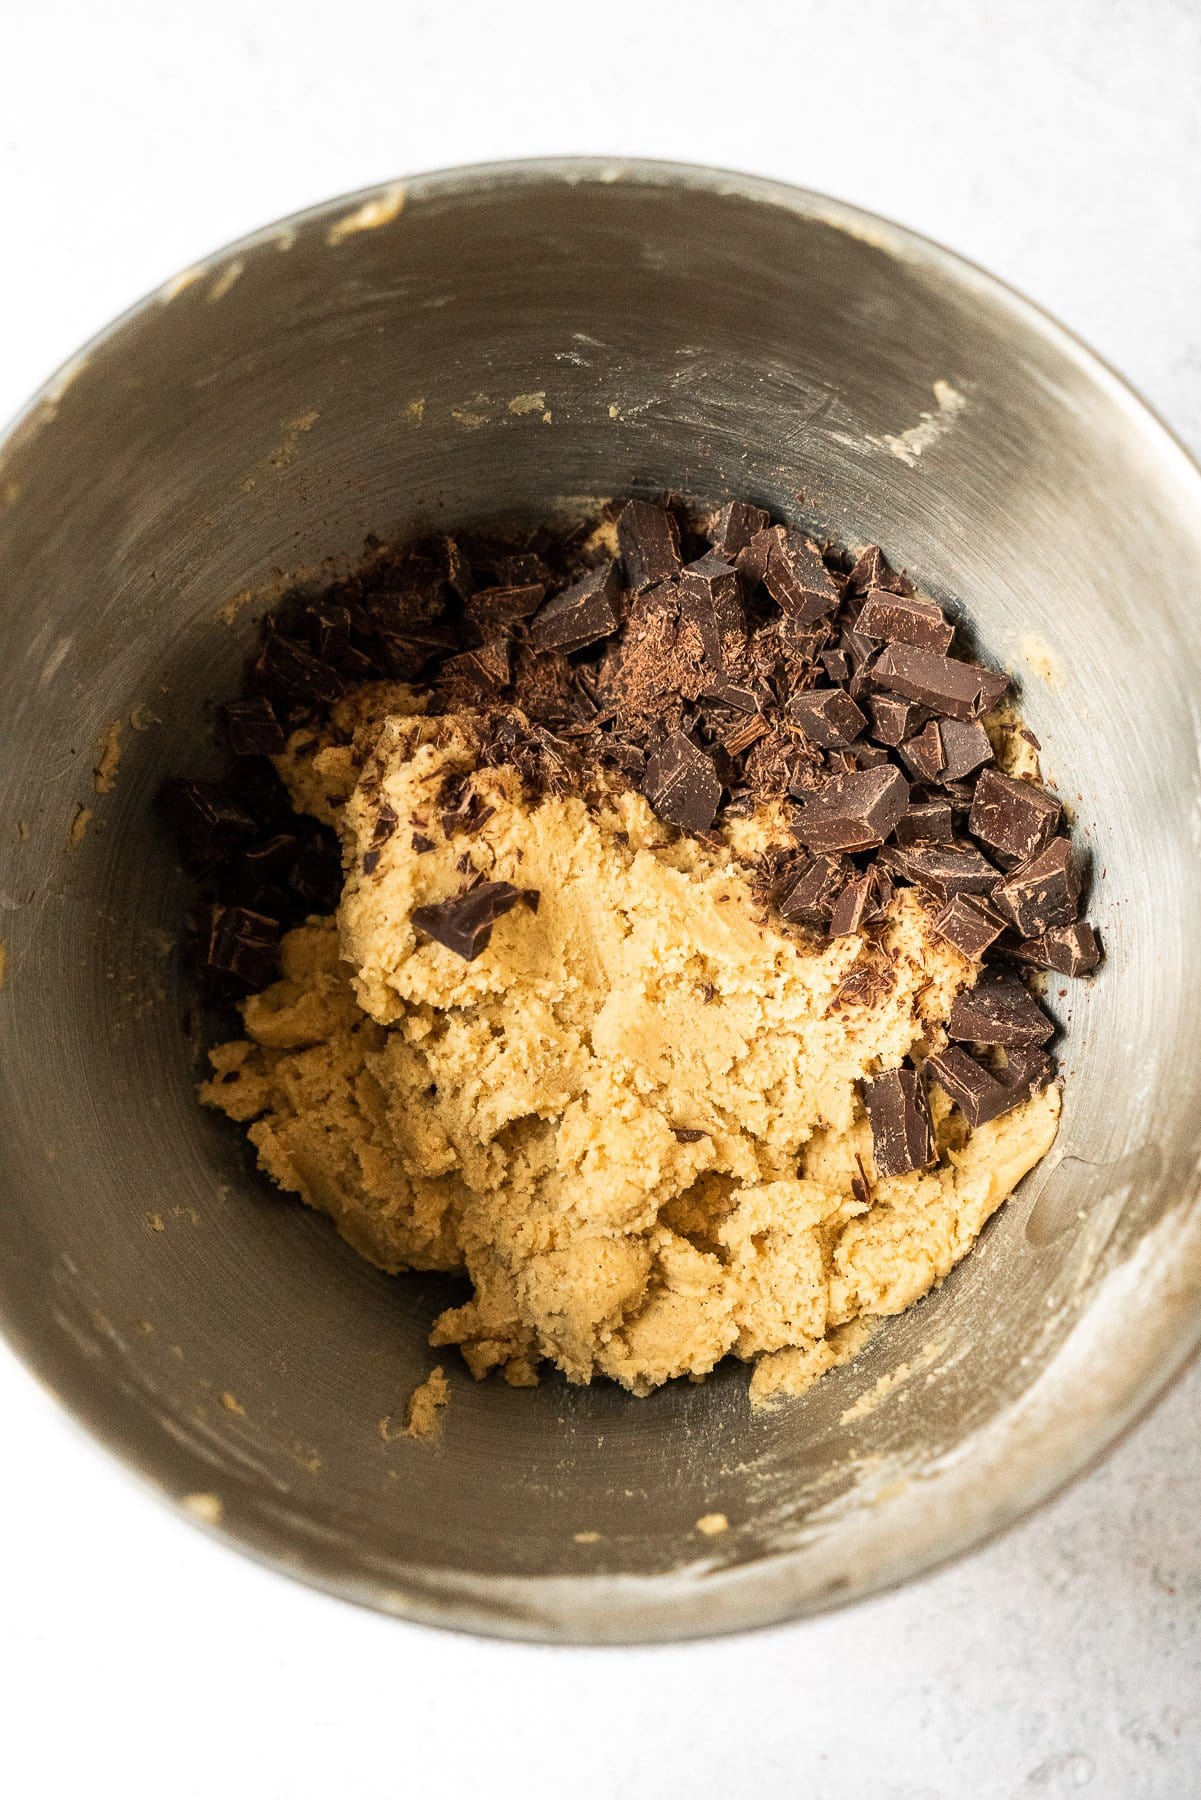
[
  {"x1": 68, "y1": 804, "x2": 92, "y2": 845},
  {"x1": 182, "y1": 1492, "x2": 223, "y2": 1524},
  {"x1": 984, "y1": 700, "x2": 1043, "y2": 781},
  {"x1": 0, "y1": 942, "x2": 6, "y2": 990},
  {"x1": 145, "y1": 1212, "x2": 165, "y2": 1232},
  {"x1": 401, "y1": 1366, "x2": 449, "y2": 1442},
  {"x1": 201, "y1": 703, "x2": 1061, "y2": 1400},
  {"x1": 93, "y1": 720, "x2": 123, "y2": 793},
  {"x1": 695, "y1": 1512, "x2": 729, "y2": 1536},
  {"x1": 219, "y1": 1391, "x2": 245, "y2": 1416},
  {"x1": 574, "y1": 1530, "x2": 601, "y2": 1544}
]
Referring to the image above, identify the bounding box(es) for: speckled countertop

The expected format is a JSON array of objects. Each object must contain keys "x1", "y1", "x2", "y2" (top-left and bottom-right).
[{"x1": 1, "y1": 3, "x2": 1198, "y2": 1795}]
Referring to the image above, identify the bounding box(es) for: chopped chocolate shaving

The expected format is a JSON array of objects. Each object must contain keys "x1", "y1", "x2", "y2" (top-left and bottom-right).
[
  {"x1": 856, "y1": 589, "x2": 954, "y2": 653},
  {"x1": 618, "y1": 500, "x2": 682, "y2": 592},
  {"x1": 411, "y1": 879, "x2": 539, "y2": 961},
  {"x1": 880, "y1": 840, "x2": 1000, "y2": 900},
  {"x1": 993, "y1": 836, "x2": 1081, "y2": 937},
  {"x1": 222, "y1": 698, "x2": 286, "y2": 757},
  {"x1": 643, "y1": 732, "x2": 722, "y2": 832},
  {"x1": 863, "y1": 1067, "x2": 935, "y2": 1177},
  {"x1": 719, "y1": 712, "x2": 771, "y2": 756},
  {"x1": 1012, "y1": 920, "x2": 1100, "y2": 976},
  {"x1": 793, "y1": 765, "x2": 910, "y2": 854},
  {"x1": 787, "y1": 686, "x2": 867, "y2": 749},
  {"x1": 968, "y1": 768, "x2": 1061, "y2": 866},
  {"x1": 931, "y1": 893, "x2": 1007, "y2": 958},
  {"x1": 529, "y1": 560, "x2": 622, "y2": 653},
  {"x1": 872, "y1": 643, "x2": 1009, "y2": 719},
  {"x1": 948, "y1": 974, "x2": 1054, "y2": 1047}
]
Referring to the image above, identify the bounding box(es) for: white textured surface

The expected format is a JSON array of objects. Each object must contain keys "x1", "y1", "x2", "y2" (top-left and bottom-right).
[{"x1": 2, "y1": 2, "x2": 1199, "y2": 1794}]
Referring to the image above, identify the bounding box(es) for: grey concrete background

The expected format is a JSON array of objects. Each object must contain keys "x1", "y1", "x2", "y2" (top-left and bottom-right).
[{"x1": 1, "y1": 2, "x2": 1198, "y2": 1794}]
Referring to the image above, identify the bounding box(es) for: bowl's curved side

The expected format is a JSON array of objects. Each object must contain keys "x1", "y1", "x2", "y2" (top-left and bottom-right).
[{"x1": 1, "y1": 159, "x2": 1200, "y2": 1645}]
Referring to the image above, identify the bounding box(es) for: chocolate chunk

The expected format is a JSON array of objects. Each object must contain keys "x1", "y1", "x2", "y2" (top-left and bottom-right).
[
  {"x1": 787, "y1": 687, "x2": 867, "y2": 748},
  {"x1": 948, "y1": 975, "x2": 1054, "y2": 1047},
  {"x1": 255, "y1": 632, "x2": 347, "y2": 705},
  {"x1": 618, "y1": 501, "x2": 682, "y2": 592},
  {"x1": 411, "y1": 832, "x2": 435, "y2": 855},
  {"x1": 872, "y1": 644, "x2": 1009, "y2": 719},
  {"x1": 222, "y1": 698, "x2": 286, "y2": 757},
  {"x1": 529, "y1": 560, "x2": 622, "y2": 653},
  {"x1": 671, "y1": 1126, "x2": 708, "y2": 1144},
  {"x1": 735, "y1": 526, "x2": 777, "y2": 589},
  {"x1": 712, "y1": 501, "x2": 770, "y2": 558},
  {"x1": 899, "y1": 721, "x2": 946, "y2": 783},
  {"x1": 778, "y1": 853, "x2": 849, "y2": 925},
  {"x1": 493, "y1": 552, "x2": 550, "y2": 588},
  {"x1": 938, "y1": 719, "x2": 992, "y2": 782},
  {"x1": 643, "y1": 732, "x2": 722, "y2": 832},
  {"x1": 763, "y1": 530, "x2": 841, "y2": 623},
  {"x1": 866, "y1": 693, "x2": 920, "y2": 747},
  {"x1": 1012, "y1": 920, "x2": 1101, "y2": 977},
  {"x1": 820, "y1": 647, "x2": 850, "y2": 683},
  {"x1": 894, "y1": 799, "x2": 954, "y2": 846},
  {"x1": 793, "y1": 765, "x2": 910, "y2": 854},
  {"x1": 158, "y1": 779, "x2": 258, "y2": 867},
  {"x1": 931, "y1": 893, "x2": 1007, "y2": 958},
  {"x1": 829, "y1": 869, "x2": 886, "y2": 938},
  {"x1": 438, "y1": 638, "x2": 512, "y2": 693},
  {"x1": 411, "y1": 879, "x2": 539, "y2": 961},
  {"x1": 848, "y1": 544, "x2": 910, "y2": 597},
  {"x1": 444, "y1": 535, "x2": 476, "y2": 600},
  {"x1": 996, "y1": 1042, "x2": 1054, "y2": 1098},
  {"x1": 204, "y1": 904, "x2": 280, "y2": 990},
  {"x1": 863, "y1": 1068, "x2": 935, "y2": 1177},
  {"x1": 313, "y1": 600, "x2": 351, "y2": 665},
  {"x1": 464, "y1": 582, "x2": 546, "y2": 639},
  {"x1": 968, "y1": 768, "x2": 1061, "y2": 866},
  {"x1": 880, "y1": 841, "x2": 1000, "y2": 900},
  {"x1": 679, "y1": 552, "x2": 746, "y2": 671},
  {"x1": 856, "y1": 589, "x2": 954, "y2": 653},
  {"x1": 993, "y1": 836, "x2": 1081, "y2": 937},
  {"x1": 925, "y1": 1046, "x2": 1023, "y2": 1126}
]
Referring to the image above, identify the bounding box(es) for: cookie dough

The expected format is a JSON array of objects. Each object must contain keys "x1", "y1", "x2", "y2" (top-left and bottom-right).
[{"x1": 202, "y1": 690, "x2": 1059, "y2": 1401}]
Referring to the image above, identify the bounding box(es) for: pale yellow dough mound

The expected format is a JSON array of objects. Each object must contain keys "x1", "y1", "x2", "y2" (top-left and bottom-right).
[{"x1": 202, "y1": 689, "x2": 1059, "y2": 1402}]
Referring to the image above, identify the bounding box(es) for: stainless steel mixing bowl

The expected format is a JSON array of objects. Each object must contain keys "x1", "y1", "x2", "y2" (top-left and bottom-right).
[{"x1": 1, "y1": 159, "x2": 1199, "y2": 1645}]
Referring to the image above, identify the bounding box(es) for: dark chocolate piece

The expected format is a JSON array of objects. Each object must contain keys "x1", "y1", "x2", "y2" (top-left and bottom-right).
[
  {"x1": 899, "y1": 721, "x2": 946, "y2": 783},
  {"x1": 931, "y1": 893, "x2": 1007, "y2": 958},
  {"x1": 925, "y1": 1046, "x2": 1021, "y2": 1126},
  {"x1": 948, "y1": 975, "x2": 1054, "y2": 1047},
  {"x1": 856, "y1": 589, "x2": 954, "y2": 653},
  {"x1": 778, "y1": 854, "x2": 848, "y2": 925},
  {"x1": 313, "y1": 601, "x2": 351, "y2": 665},
  {"x1": 866, "y1": 693, "x2": 920, "y2": 747},
  {"x1": 848, "y1": 544, "x2": 910, "y2": 596},
  {"x1": 204, "y1": 904, "x2": 281, "y2": 990},
  {"x1": 872, "y1": 644, "x2": 1009, "y2": 720},
  {"x1": 793, "y1": 765, "x2": 910, "y2": 853},
  {"x1": 993, "y1": 837, "x2": 1081, "y2": 937},
  {"x1": 618, "y1": 501, "x2": 682, "y2": 592},
  {"x1": 763, "y1": 530, "x2": 841, "y2": 622},
  {"x1": 223, "y1": 698, "x2": 286, "y2": 757},
  {"x1": 438, "y1": 638, "x2": 512, "y2": 693},
  {"x1": 411, "y1": 833, "x2": 435, "y2": 855},
  {"x1": 464, "y1": 582, "x2": 546, "y2": 639},
  {"x1": 672, "y1": 1126, "x2": 708, "y2": 1144},
  {"x1": 712, "y1": 501, "x2": 770, "y2": 558},
  {"x1": 863, "y1": 1068, "x2": 935, "y2": 1177},
  {"x1": 829, "y1": 869, "x2": 885, "y2": 938},
  {"x1": 1011, "y1": 920, "x2": 1101, "y2": 977},
  {"x1": 787, "y1": 687, "x2": 867, "y2": 749},
  {"x1": 821, "y1": 647, "x2": 850, "y2": 683},
  {"x1": 679, "y1": 552, "x2": 745, "y2": 671},
  {"x1": 968, "y1": 768, "x2": 1061, "y2": 866},
  {"x1": 529, "y1": 560, "x2": 622, "y2": 653},
  {"x1": 734, "y1": 526, "x2": 776, "y2": 589},
  {"x1": 643, "y1": 732, "x2": 722, "y2": 832},
  {"x1": 880, "y1": 841, "x2": 1001, "y2": 900},
  {"x1": 158, "y1": 779, "x2": 258, "y2": 867},
  {"x1": 938, "y1": 718, "x2": 992, "y2": 782},
  {"x1": 411, "y1": 879, "x2": 539, "y2": 962},
  {"x1": 444, "y1": 535, "x2": 476, "y2": 600},
  {"x1": 894, "y1": 799, "x2": 955, "y2": 845},
  {"x1": 255, "y1": 632, "x2": 347, "y2": 705}
]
